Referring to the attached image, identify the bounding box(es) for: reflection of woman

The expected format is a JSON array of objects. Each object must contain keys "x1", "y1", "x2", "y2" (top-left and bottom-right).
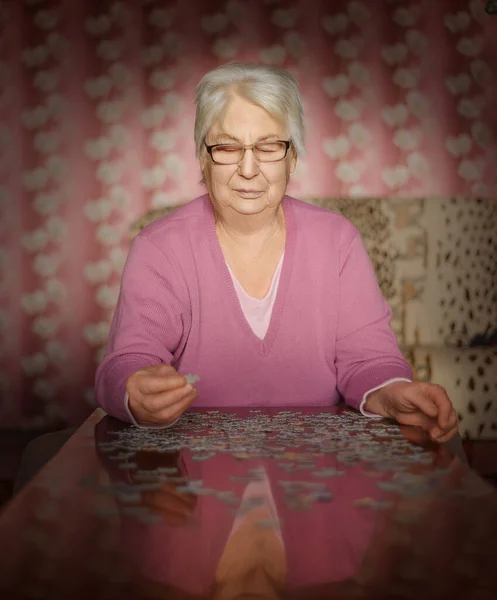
[
  {"x1": 95, "y1": 416, "x2": 497, "y2": 599},
  {"x1": 95, "y1": 62, "x2": 458, "y2": 443},
  {"x1": 94, "y1": 416, "x2": 388, "y2": 599},
  {"x1": 96, "y1": 414, "x2": 497, "y2": 599}
]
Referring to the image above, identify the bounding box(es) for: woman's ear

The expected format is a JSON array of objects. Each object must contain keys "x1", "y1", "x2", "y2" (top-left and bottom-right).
[
  {"x1": 199, "y1": 148, "x2": 209, "y2": 185},
  {"x1": 199, "y1": 162, "x2": 207, "y2": 185},
  {"x1": 290, "y1": 148, "x2": 297, "y2": 174}
]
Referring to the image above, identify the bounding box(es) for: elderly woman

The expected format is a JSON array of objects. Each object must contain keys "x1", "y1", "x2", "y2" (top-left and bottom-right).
[{"x1": 95, "y1": 62, "x2": 458, "y2": 443}]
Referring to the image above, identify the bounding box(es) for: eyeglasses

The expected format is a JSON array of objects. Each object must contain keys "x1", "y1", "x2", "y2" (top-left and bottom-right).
[{"x1": 204, "y1": 140, "x2": 291, "y2": 165}]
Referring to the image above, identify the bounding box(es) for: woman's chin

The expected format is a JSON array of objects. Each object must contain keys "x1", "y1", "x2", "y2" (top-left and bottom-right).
[{"x1": 212, "y1": 565, "x2": 283, "y2": 600}]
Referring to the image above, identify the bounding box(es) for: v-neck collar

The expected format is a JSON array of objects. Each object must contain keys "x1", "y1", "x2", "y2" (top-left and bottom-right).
[
  {"x1": 227, "y1": 249, "x2": 285, "y2": 303},
  {"x1": 205, "y1": 194, "x2": 295, "y2": 357}
]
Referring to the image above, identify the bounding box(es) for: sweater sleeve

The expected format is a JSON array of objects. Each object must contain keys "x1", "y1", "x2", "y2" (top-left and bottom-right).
[
  {"x1": 95, "y1": 234, "x2": 191, "y2": 423},
  {"x1": 360, "y1": 377, "x2": 412, "y2": 418},
  {"x1": 335, "y1": 229, "x2": 413, "y2": 412}
]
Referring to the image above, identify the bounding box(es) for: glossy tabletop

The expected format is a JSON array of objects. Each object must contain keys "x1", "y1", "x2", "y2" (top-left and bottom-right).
[{"x1": 0, "y1": 406, "x2": 496, "y2": 599}]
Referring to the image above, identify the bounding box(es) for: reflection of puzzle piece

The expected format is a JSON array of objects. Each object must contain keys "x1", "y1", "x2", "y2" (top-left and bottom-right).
[
  {"x1": 192, "y1": 453, "x2": 216, "y2": 461},
  {"x1": 217, "y1": 491, "x2": 239, "y2": 503},
  {"x1": 108, "y1": 452, "x2": 136, "y2": 461},
  {"x1": 311, "y1": 468, "x2": 345, "y2": 478},
  {"x1": 256, "y1": 518, "x2": 283, "y2": 529},
  {"x1": 137, "y1": 467, "x2": 178, "y2": 475},
  {"x1": 184, "y1": 373, "x2": 200, "y2": 385},
  {"x1": 284, "y1": 496, "x2": 314, "y2": 511},
  {"x1": 354, "y1": 497, "x2": 393, "y2": 509},
  {"x1": 375, "y1": 481, "x2": 403, "y2": 492},
  {"x1": 277, "y1": 463, "x2": 296, "y2": 471},
  {"x1": 279, "y1": 480, "x2": 325, "y2": 489},
  {"x1": 190, "y1": 488, "x2": 217, "y2": 496},
  {"x1": 377, "y1": 478, "x2": 439, "y2": 499},
  {"x1": 372, "y1": 462, "x2": 408, "y2": 472},
  {"x1": 309, "y1": 491, "x2": 333, "y2": 502},
  {"x1": 176, "y1": 480, "x2": 205, "y2": 493},
  {"x1": 402, "y1": 453, "x2": 433, "y2": 464}
]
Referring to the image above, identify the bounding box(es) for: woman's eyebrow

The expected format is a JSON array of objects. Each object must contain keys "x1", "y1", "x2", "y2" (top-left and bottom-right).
[
  {"x1": 257, "y1": 134, "x2": 281, "y2": 141},
  {"x1": 212, "y1": 133, "x2": 282, "y2": 143},
  {"x1": 212, "y1": 133, "x2": 241, "y2": 143}
]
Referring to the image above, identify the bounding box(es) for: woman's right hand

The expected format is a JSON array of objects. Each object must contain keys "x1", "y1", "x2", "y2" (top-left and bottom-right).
[
  {"x1": 129, "y1": 450, "x2": 197, "y2": 527},
  {"x1": 126, "y1": 364, "x2": 197, "y2": 426}
]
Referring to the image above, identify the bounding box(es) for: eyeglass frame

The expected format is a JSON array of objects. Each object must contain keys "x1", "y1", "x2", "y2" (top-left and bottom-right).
[{"x1": 204, "y1": 140, "x2": 292, "y2": 165}]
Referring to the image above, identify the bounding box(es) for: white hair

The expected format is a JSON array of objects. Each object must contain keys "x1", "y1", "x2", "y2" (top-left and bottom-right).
[{"x1": 194, "y1": 62, "x2": 306, "y2": 159}]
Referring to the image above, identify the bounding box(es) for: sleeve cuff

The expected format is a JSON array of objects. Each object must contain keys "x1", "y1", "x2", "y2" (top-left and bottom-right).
[
  {"x1": 359, "y1": 378, "x2": 412, "y2": 419},
  {"x1": 124, "y1": 391, "x2": 180, "y2": 429}
]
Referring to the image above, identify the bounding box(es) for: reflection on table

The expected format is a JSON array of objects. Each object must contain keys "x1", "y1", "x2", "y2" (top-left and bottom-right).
[{"x1": 0, "y1": 406, "x2": 496, "y2": 599}]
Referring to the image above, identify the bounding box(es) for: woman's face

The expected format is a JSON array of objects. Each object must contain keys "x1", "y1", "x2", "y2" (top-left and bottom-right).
[{"x1": 201, "y1": 94, "x2": 297, "y2": 220}]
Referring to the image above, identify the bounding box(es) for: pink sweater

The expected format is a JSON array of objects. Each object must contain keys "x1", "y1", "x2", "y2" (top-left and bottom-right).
[{"x1": 95, "y1": 194, "x2": 413, "y2": 424}]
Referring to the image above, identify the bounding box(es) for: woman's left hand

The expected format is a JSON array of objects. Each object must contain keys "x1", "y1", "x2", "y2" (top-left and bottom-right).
[{"x1": 364, "y1": 381, "x2": 459, "y2": 443}]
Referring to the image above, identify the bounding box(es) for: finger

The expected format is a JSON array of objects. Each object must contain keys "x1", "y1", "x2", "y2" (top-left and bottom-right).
[
  {"x1": 433, "y1": 425, "x2": 459, "y2": 444},
  {"x1": 142, "y1": 498, "x2": 196, "y2": 522},
  {"x1": 447, "y1": 408, "x2": 459, "y2": 430},
  {"x1": 425, "y1": 385, "x2": 453, "y2": 430},
  {"x1": 152, "y1": 388, "x2": 197, "y2": 422},
  {"x1": 139, "y1": 374, "x2": 188, "y2": 395},
  {"x1": 395, "y1": 410, "x2": 437, "y2": 432},
  {"x1": 161, "y1": 483, "x2": 197, "y2": 507},
  {"x1": 430, "y1": 409, "x2": 459, "y2": 437},
  {"x1": 147, "y1": 384, "x2": 196, "y2": 414},
  {"x1": 397, "y1": 424, "x2": 430, "y2": 446},
  {"x1": 142, "y1": 489, "x2": 196, "y2": 513}
]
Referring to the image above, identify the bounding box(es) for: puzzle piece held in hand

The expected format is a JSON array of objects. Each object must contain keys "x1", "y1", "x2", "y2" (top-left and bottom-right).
[{"x1": 184, "y1": 373, "x2": 200, "y2": 385}]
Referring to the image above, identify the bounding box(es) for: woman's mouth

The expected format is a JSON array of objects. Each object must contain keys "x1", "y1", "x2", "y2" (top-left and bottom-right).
[{"x1": 235, "y1": 189, "x2": 263, "y2": 198}]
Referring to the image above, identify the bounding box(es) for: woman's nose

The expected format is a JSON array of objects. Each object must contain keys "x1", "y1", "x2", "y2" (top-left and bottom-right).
[{"x1": 238, "y1": 148, "x2": 260, "y2": 178}]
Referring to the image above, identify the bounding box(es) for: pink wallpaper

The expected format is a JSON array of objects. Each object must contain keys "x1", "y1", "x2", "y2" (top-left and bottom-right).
[{"x1": 1, "y1": 0, "x2": 496, "y2": 427}]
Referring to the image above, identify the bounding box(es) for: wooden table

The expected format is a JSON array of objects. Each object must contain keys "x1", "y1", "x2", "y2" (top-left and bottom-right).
[{"x1": 0, "y1": 406, "x2": 496, "y2": 599}]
